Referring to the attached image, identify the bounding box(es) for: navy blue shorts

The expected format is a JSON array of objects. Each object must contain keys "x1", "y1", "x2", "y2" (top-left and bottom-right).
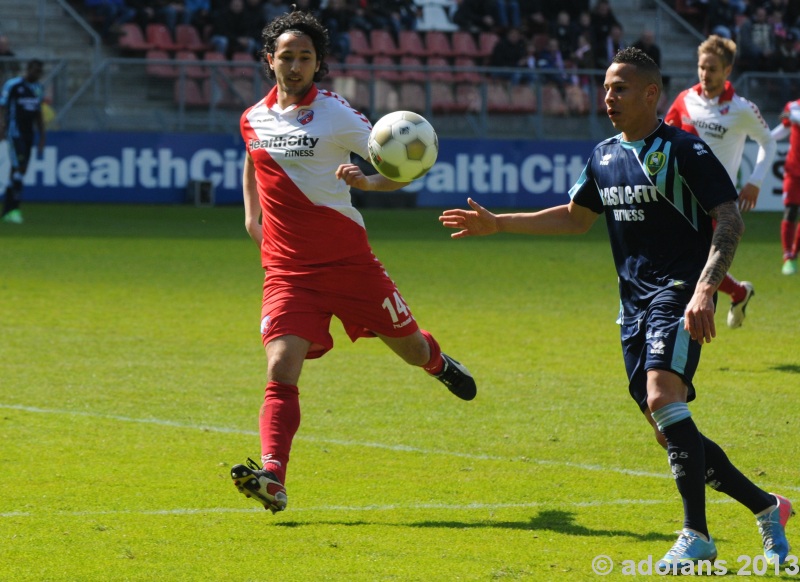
[{"x1": 621, "y1": 290, "x2": 710, "y2": 411}]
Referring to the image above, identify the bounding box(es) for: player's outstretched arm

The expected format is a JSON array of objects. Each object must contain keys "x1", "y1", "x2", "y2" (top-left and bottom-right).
[
  {"x1": 684, "y1": 199, "x2": 744, "y2": 344},
  {"x1": 335, "y1": 163, "x2": 410, "y2": 191},
  {"x1": 439, "y1": 198, "x2": 599, "y2": 239}
]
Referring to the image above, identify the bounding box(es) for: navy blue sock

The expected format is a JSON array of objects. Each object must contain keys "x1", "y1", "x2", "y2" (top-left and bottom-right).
[
  {"x1": 660, "y1": 416, "x2": 708, "y2": 538},
  {"x1": 702, "y1": 435, "x2": 775, "y2": 514}
]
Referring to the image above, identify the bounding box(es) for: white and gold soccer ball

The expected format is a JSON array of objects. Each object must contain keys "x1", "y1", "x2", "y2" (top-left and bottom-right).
[{"x1": 368, "y1": 111, "x2": 439, "y2": 182}]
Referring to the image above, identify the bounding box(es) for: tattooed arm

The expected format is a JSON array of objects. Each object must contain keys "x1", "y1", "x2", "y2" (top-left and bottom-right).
[{"x1": 684, "y1": 200, "x2": 745, "y2": 344}]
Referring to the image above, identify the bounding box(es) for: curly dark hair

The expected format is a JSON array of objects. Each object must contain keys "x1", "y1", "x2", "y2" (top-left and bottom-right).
[
  {"x1": 611, "y1": 47, "x2": 663, "y2": 94},
  {"x1": 260, "y1": 10, "x2": 330, "y2": 82}
]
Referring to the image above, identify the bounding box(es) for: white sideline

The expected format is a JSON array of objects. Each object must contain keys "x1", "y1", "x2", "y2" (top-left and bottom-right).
[
  {"x1": 1, "y1": 498, "x2": 738, "y2": 519},
  {"x1": 2, "y1": 403, "x2": 797, "y2": 498}
]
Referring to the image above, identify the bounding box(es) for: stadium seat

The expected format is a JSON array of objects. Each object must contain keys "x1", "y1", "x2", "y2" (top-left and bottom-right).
[
  {"x1": 451, "y1": 31, "x2": 481, "y2": 60},
  {"x1": 486, "y1": 83, "x2": 513, "y2": 113},
  {"x1": 477, "y1": 32, "x2": 500, "y2": 58},
  {"x1": 175, "y1": 50, "x2": 208, "y2": 78},
  {"x1": 344, "y1": 55, "x2": 372, "y2": 80},
  {"x1": 398, "y1": 82, "x2": 426, "y2": 110},
  {"x1": 425, "y1": 31, "x2": 455, "y2": 59},
  {"x1": 175, "y1": 24, "x2": 210, "y2": 53},
  {"x1": 540, "y1": 84, "x2": 567, "y2": 116},
  {"x1": 229, "y1": 52, "x2": 256, "y2": 78},
  {"x1": 146, "y1": 23, "x2": 181, "y2": 52},
  {"x1": 201, "y1": 51, "x2": 232, "y2": 79},
  {"x1": 174, "y1": 77, "x2": 209, "y2": 107},
  {"x1": 373, "y1": 56, "x2": 401, "y2": 82},
  {"x1": 426, "y1": 57, "x2": 453, "y2": 82},
  {"x1": 117, "y1": 23, "x2": 153, "y2": 53},
  {"x1": 565, "y1": 84, "x2": 589, "y2": 115},
  {"x1": 348, "y1": 28, "x2": 374, "y2": 57},
  {"x1": 370, "y1": 29, "x2": 402, "y2": 57},
  {"x1": 397, "y1": 30, "x2": 427, "y2": 59},
  {"x1": 454, "y1": 82, "x2": 482, "y2": 113},
  {"x1": 352, "y1": 79, "x2": 398, "y2": 115},
  {"x1": 508, "y1": 84, "x2": 537, "y2": 114},
  {"x1": 453, "y1": 57, "x2": 482, "y2": 84},
  {"x1": 430, "y1": 81, "x2": 466, "y2": 113},
  {"x1": 145, "y1": 50, "x2": 178, "y2": 78},
  {"x1": 224, "y1": 78, "x2": 256, "y2": 109},
  {"x1": 398, "y1": 56, "x2": 426, "y2": 82}
]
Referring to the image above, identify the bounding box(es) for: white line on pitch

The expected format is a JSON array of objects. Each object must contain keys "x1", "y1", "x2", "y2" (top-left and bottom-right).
[
  {"x1": 0, "y1": 498, "x2": 739, "y2": 519},
  {"x1": 2, "y1": 403, "x2": 797, "y2": 494}
]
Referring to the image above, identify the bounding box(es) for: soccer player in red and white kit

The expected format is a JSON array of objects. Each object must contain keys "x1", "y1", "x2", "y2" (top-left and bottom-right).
[
  {"x1": 665, "y1": 35, "x2": 776, "y2": 329},
  {"x1": 229, "y1": 10, "x2": 476, "y2": 514},
  {"x1": 771, "y1": 99, "x2": 800, "y2": 275}
]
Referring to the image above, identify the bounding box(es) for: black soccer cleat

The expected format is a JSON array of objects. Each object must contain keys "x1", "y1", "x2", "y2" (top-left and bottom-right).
[
  {"x1": 231, "y1": 458, "x2": 287, "y2": 514},
  {"x1": 434, "y1": 353, "x2": 477, "y2": 401}
]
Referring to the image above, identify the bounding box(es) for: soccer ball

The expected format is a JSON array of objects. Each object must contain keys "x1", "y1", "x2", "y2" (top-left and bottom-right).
[{"x1": 368, "y1": 111, "x2": 439, "y2": 182}]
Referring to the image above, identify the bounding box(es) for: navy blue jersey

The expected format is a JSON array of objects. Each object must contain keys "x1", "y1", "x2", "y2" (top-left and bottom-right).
[
  {"x1": 0, "y1": 76, "x2": 43, "y2": 139},
  {"x1": 569, "y1": 121, "x2": 738, "y2": 323}
]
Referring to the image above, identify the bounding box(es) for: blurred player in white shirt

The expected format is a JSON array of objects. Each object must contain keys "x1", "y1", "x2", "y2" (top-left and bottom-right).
[{"x1": 665, "y1": 35, "x2": 776, "y2": 328}]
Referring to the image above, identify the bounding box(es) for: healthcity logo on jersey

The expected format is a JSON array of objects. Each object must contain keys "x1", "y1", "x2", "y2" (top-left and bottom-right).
[{"x1": 249, "y1": 135, "x2": 320, "y2": 158}]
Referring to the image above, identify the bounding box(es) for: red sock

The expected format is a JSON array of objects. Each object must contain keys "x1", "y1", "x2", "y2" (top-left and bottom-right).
[
  {"x1": 781, "y1": 220, "x2": 795, "y2": 259},
  {"x1": 259, "y1": 381, "x2": 300, "y2": 484},
  {"x1": 717, "y1": 273, "x2": 745, "y2": 303},
  {"x1": 420, "y1": 329, "x2": 444, "y2": 375}
]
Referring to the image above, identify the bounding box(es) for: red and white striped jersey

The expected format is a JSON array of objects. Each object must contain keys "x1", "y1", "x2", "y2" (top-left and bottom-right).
[
  {"x1": 664, "y1": 81, "x2": 776, "y2": 188},
  {"x1": 773, "y1": 99, "x2": 800, "y2": 178},
  {"x1": 241, "y1": 84, "x2": 375, "y2": 268}
]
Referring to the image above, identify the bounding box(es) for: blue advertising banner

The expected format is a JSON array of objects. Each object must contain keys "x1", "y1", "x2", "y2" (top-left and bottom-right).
[{"x1": 9, "y1": 131, "x2": 785, "y2": 210}]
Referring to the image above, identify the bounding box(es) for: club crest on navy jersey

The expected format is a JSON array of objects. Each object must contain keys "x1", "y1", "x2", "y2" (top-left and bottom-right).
[{"x1": 645, "y1": 151, "x2": 666, "y2": 175}]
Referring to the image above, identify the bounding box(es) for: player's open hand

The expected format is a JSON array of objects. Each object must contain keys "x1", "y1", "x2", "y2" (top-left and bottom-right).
[
  {"x1": 439, "y1": 198, "x2": 499, "y2": 239},
  {"x1": 335, "y1": 163, "x2": 368, "y2": 189},
  {"x1": 683, "y1": 286, "x2": 717, "y2": 345},
  {"x1": 738, "y1": 183, "x2": 759, "y2": 212}
]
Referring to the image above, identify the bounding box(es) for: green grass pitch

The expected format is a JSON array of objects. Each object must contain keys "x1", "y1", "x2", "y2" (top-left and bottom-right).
[{"x1": 0, "y1": 204, "x2": 797, "y2": 581}]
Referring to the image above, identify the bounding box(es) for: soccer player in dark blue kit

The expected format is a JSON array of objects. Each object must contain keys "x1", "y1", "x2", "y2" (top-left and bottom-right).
[
  {"x1": 440, "y1": 47, "x2": 793, "y2": 570},
  {"x1": 0, "y1": 59, "x2": 46, "y2": 224}
]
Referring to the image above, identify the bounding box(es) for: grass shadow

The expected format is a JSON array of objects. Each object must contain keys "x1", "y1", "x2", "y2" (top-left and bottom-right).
[
  {"x1": 770, "y1": 364, "x2": 800, "y2": 374},
  {"x1": 275, "y1": 510, "x2": 675, "y2": 542}
]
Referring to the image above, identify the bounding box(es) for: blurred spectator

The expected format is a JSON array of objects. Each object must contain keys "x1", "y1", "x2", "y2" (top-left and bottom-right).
[
  {"x1": 534, "y1": 37, "x2": 572, "y2": 93},
  {"x1": 244, "y1": 0, "x2": 268, "y2": 44},
  {"x1": 705, "y1": 0, "x2": 739, "y2": 38},
  {"x1": 489, "y1": 26, "x2": 528, "y2": 83},
  {"x1": 210, "y1": 0, "x2": 260, "y2": 57},
  {"x1": 495, "y1": 0, "x2": 522, "y2": 29},
  {"x1": 571, "y1": 31, "x2": 596, "y2": 87},
  {"x1": 84, "y1": 0, "x2": 136, "y2": 41},
  {"x1": 551, "y1": 10, "x2": 578, "y2": 54},
  {"x1": 589, "y1": 0, "x2": 620, "y2": 51},
  {"x1": 126, "y1": 0, "x2": 179, "y2": 36},
  {"x1": 453, "y1": 0, "x2": 498, "y2": 33},
  {"x1": 738, "y1": 6, "x2": 777, "y2": 69},
  {"x1": 263, "y1": 0, "x2": 291, "y2": 23},
  {"x1": 524, "y1": 10, "x2": 551, "y2": 36},
  {"x1": 182, "y1": 0, "x2": 211, "y2": 29},
  {"x1": 775, "y1": 30, "x2": 800, "y2": 72},
  {"x1": 632, "y1": 29, "x2": 669, "y2": 86},
  {"x1": 597, "y1": 23, "x2": 625, "y2": 67},
  {"x1": 0, "y1": 36, "x2": 19, "y2": 82},
  {"x1": 319, "y1": 0, "x2": 353, "y2": 60},
  {"x1": 373, "y1": 0, "x2": 419, "y2": 34}
]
